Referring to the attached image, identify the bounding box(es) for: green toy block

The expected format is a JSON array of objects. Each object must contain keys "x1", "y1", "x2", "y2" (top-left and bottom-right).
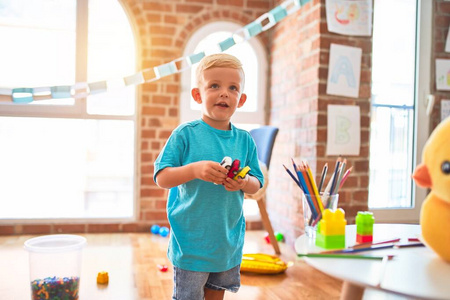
[
  {"x1": 356, "y1": 211, "x2": 374, "y2": 235},
  {"x1": 315, "y1": 232, "x2": 345, "y2": 249}
]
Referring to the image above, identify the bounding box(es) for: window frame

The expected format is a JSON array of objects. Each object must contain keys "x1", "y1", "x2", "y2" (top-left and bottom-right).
[
  {"x1": 370, "y1": 0, "x2": 431, "y2": 223},
  {"x1": 0, "y1": 0, "x2": 139, "y2": 222}
]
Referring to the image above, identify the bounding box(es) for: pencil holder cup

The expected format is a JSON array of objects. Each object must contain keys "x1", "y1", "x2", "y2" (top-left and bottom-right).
[
  {"x1": 302, "y1": 193, "x2": 339, "y2": 238},
  {"x1": 24, "y1": 234, "x2": 86, "y2": 300}
]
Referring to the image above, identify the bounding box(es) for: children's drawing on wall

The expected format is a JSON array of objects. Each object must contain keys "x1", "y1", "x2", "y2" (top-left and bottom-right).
[
  {"x1": 325, "y1": 0, "x2": 372, "y2": 36},
  {"x1": 436, "y1": 59, "x2": 450, "y2": 91},
  {"x1": 326, "y1": 44, "x2": 362, "y2": 98},
  {"x1": 326, "y1": 105, "x2": 360, "y2": 156}
]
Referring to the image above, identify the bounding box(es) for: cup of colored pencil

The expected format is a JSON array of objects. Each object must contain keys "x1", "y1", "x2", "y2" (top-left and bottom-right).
[
  {"x1": 302, "y1": 193, "x2": 339, "y2": 238},
  {"x1": 283, "y1": 157, "x2": 352, "y2": 238}
]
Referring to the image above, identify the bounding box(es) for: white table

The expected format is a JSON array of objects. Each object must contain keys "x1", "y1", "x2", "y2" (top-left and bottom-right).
[{"x1": 295, "y1": 224, "x2": 450, "y2": 300}]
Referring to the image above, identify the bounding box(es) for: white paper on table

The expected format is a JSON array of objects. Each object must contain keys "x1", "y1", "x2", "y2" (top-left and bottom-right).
[
  {"x1": 435, "y1": 59, "x2": 450, "y2": 91},
  {"x1": 326, "y1": 105, "x2": 360, "y2": 156},
  {"x1": 326, "y1": 44, "x2": 362, "y2": 98},
  {"x1": 325, "y1": 0, "x2": 372, "y2": 36}
]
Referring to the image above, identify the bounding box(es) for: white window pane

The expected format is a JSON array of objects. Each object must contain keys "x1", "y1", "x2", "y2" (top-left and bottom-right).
[
  {"x1": 369, "y1": 0, "x2": 417, "y2": 209},
  {"x1": 0, "y1": 117, "x2": 134, "y2": 219},
  {"x1": 371, "y1": 0, "x2": 416, "y2": 106},
  {"x1": 86, "y1": 0, "x2": 136, "y2": 116},
  {"x1": 0, "y1": 0, "x2": 76, "y2": 97}
]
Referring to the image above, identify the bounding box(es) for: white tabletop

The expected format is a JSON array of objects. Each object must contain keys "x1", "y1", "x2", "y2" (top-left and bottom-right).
[{"x1": 295, "y1": 224, "x2": 450, "y2": 300}]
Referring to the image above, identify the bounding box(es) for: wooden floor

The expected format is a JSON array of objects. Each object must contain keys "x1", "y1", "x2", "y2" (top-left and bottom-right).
[{"x1": 0, "y1": 231, "x2": 346, "y2": 299}]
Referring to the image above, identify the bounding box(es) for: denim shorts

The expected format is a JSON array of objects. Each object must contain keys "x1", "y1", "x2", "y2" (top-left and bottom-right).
[{"x1": 172, "y1": 265, "x2": 240, "y2": 300}]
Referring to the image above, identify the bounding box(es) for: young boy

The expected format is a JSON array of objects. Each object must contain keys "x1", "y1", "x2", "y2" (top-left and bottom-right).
[{"x1": 153, "y1": 53, "x2": 264, "y2": 300}]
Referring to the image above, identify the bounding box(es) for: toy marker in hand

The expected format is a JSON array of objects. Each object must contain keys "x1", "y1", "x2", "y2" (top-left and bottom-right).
[
  {"x1": 219, "y1": 156, "x2": 251, "y2": 183},
  {"x1": 234, "y1": 166, "x2": 250, "y2": 180},
  {"x1": 228, "y1": 159, "x2": 240, "y2": 178},
  {"x1": 220, "y1": 156, "x2": 232, "y2": 169}
]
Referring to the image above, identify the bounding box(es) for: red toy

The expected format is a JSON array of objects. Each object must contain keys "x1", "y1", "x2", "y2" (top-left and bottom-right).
[
  {"x1": 227, "y1": 159, "x2": 240, "y2": 178},
  {"x1": 157, "y1": 264, "x2": 168, "y2": 272}
]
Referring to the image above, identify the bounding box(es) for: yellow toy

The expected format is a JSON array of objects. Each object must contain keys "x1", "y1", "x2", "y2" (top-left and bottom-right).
[
  {"x1": 96, "y1": 271, "x2": 109, "y2": 284},
  {"x1": 240, "y1": 253, "x2": 288, "y2": 274},
  {"x1": 234, "y1": 166, "x2": 251, "y2": 180},
  {"x1": 412, "y1": 117, "x2": 450, "y2": 262},
  {"x1": 315, "y1": 208, "x2": 346, "y2": 249}
]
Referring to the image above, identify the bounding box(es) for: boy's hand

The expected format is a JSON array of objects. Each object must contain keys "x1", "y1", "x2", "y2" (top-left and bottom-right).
[
  {"x1": 194, "y1": 161, "x2": 228, "y2": 185},
  {"x1": 223, "y1": 176, "x2": 248, "y2": 192}
]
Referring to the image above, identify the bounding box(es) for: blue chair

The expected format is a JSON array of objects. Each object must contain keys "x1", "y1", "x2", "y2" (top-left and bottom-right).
[
  {"x1": 245, "y1": 126, "x2": 280, "y2": 254},
  {"x1": 249, "y1": 126, "x2": 279, "y2": 170}
]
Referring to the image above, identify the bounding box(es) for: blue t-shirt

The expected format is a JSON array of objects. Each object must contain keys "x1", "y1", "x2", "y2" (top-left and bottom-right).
[{"x1": 153, "y1": 119, "x2": 264, "y2": 272}]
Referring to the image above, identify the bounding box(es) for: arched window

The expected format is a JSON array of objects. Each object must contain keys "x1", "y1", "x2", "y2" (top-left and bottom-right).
[
  {"x1": 180, "y1": 21, "x2": 267, "y2": 129},
  {"x1": 0, "y1": 0, "x2": 137, "y2": 220}
]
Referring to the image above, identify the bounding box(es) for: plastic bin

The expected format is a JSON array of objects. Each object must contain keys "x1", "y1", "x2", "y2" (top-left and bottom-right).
[{"x1": 24, "y1": 234, "x2": 87, "y2": 300}]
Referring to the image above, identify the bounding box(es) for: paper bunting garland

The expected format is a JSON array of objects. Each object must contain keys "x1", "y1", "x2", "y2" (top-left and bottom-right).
[{"x1": 0, "y1": 0, "x2": 310, "y2": 103}]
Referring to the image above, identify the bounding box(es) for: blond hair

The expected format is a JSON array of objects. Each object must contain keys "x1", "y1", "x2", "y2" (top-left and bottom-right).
[{"x1": 195, "y1": 53, "x2": 245, "y2": 89}]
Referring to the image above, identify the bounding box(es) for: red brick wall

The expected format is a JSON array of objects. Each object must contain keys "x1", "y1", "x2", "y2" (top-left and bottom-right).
[
  {"x1": 268, "y1": 0, "x2": 371, "y2": 245},
  {"x1": 432, "y1": 1, "x2": 450, "y2": 129}
]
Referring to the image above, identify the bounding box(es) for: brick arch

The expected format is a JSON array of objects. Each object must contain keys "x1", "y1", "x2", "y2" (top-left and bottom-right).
[
  {"x1": 175, "y1": 10, "x2": 259, "y2": 51},
  {"x1": 118, "y1": 0, "x2": 151, "y2": 66}
]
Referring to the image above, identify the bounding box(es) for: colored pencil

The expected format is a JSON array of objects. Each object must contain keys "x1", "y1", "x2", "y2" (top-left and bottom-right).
[
  {"x1": 318, "y1": 163, "x2": 328, "y2": 192},
  {"x1": 394, "y1": 242, "x2": 425, "y2": 248},
  {"x1": 321, "y1": 243, "x2": 396, "y2": 254},
  {"x1": 298, "y1": 253, "x2": 394, "y2": 260},
  {"x1": 297, "y1": 164, "x2": 320, "y2": 214},
  {"x1": 329, "y1": 158, "x2": 341, "y2": 196},
  {"x1": 350, "y1": 238, "x2": 401, "y2": 249},
  {"x1": 291, "y1": 158, "x2": 301, "y2": 183},
  {"x1": 339, "y1": 166, "x2": 353, "y2": 189},
  {"x1": 304, "y1": 161, "x2": 324, "y2": 212},
  {"x1": 283, "y1": 164, "x2": 302, "y2": 190},
  {"x1": 333, "y1": 159, "x2": 346, "y2": 194},
  {"x1": 287, "y1": 160, "x2": 318, "y2": 219}
]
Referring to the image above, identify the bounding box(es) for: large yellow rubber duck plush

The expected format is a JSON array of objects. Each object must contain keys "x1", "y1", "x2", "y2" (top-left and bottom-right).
[{"x1": 412, "y1": 117, "x2": 450, "y2": 262}]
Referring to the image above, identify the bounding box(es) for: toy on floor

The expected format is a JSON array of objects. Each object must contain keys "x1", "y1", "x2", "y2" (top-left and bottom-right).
[
  {"x1": 150, "y1": 225, "x2": 170, "y2": 237},
  {"x1": 263, "y1": 231, "x2": 283, "y2": 244},
  {"x1": 275, "y1": 232, "x2": 284, "y2": 242},
  {"x1": 264, "y1": 233, "x2": 271, "y2": 244},
  {"x1": 355, "y1": 211, "x2": 374, "y2": 244},
  {"x1": 315, "y1": 208, "x2": 346, "y2": 249},
  {"x1": 150, "y1": 224, "x2": 160, "y2": 234},
  {"x1": 412, "y1": 117, "x2": 450, "y2": 262},
  {"x1": 97, "y1": 271, "x2": 109, "y2": 284},
  {"x1": 157, "y1": 264, "x2": 168, "y2": 272},
  {"x1": 240, "y1": 253, "x2": 288, "y2": 274},
  {"x1": 159, "y1": 226, "x2": 170, "y2": 237}
]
